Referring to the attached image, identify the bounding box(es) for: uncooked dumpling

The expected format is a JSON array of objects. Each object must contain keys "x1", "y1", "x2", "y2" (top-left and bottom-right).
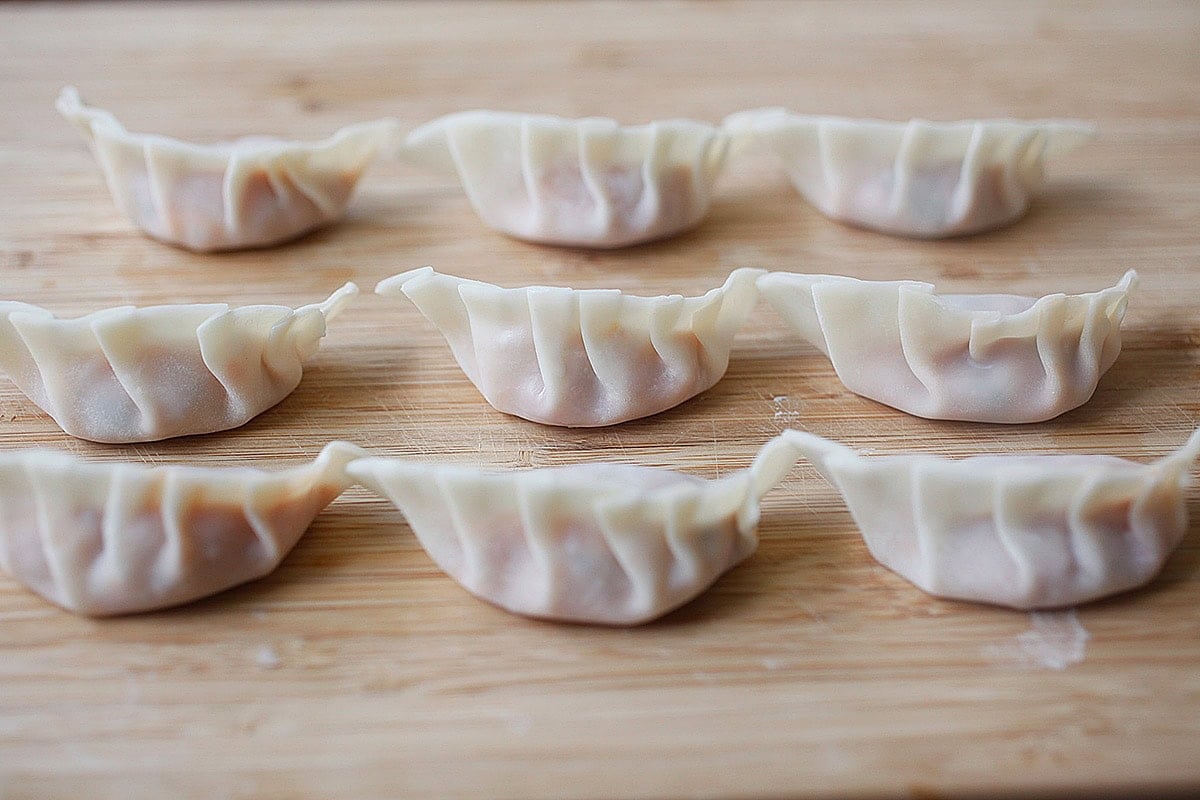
[
  {"x1": 346, "y1": 433, "x2": 802, "y2": 624},
  {"x1": 0, "y1": 283, "x2": 357, "y2": 442},
  {"x1": 402, "y1": 110, "x2": 728, "y2": 247},
  {"x1": 377, "y1": 267, "x2": 763, "y2": 427},
  {"x1": 759, "y1": 270, "x2": 1135, "y2": 423},
  {"x1": 724, "y1": 109, "x2": 1093, "y2": 237},
  {"x1": 57, "y1": 87, "x2": 399, "y2": 251},
  {"x1": 786, "y1": 428, "x2": 1200, "y2": 609},
  {"x1": 0, "y1": 441, "x2": 363, "y2": 616}
]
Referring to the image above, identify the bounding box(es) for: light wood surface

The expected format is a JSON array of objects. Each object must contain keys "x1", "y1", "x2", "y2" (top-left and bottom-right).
[{"x1": 1, "y1": 1, "x2": 1199, "y2": 797}]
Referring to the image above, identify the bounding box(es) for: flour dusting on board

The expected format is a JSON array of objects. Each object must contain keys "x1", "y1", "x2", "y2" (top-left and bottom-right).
[
  {"x1": 771, "y1": 395, "x2": 801, "y2": 423},
  {"x1": 983, "y1": 610, "x2": 1090, "y2": 670}
]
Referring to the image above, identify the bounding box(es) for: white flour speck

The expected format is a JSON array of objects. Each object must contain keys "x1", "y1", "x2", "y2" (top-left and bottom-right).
[
  {"x1": 255, "y1": 644, "x2": 281, "y2": 670},
  {"x1": 771, "y1": 395, "x2": 801, "y2": 423},
  {"x1": 983, "y1": 609, "x2": 1090, "y2": 670}
]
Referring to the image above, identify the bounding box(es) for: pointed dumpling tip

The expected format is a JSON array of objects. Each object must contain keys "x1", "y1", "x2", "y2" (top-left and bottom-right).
[
  {"x1": 315, "y1": 282, "x2": 359, "y2": 320},
  {"x1": 375, "y1": 266, "x2": 436, "y2": 296},
  {"x1": 725, "y1": 266, "x2": 769, "y2": 287},
  {"x1": 343, "y1": 455, "x2": 430, "y2": 495},
  {"x1": 313, "y1": 440, "x2": 371, "y2": 487},
  {"x1": 781, "y1": 429, "x2": 857, "y2": 473},
  {"x1": 747, "y1": 433, "x2": 803, "y2": 498},
  {"x1": 1158, "y1": 427, "x2": 1200, "y2": 475},
  {"x1": 55, "y1": 85, "x2": 83, "y2": 115}
]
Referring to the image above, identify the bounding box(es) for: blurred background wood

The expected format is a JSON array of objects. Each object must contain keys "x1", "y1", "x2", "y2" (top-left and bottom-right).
[{"x1": 0, "y1": 1, "x2": 1198, "y2": 797}]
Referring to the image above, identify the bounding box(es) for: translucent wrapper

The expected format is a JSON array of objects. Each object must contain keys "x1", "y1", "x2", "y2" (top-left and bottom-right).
[
  {"x1": 0, "y1": 283, "x2": 357, "y2": 442},
  {"x1": 403, "y1": 111, "x2": 728, "y2": 247},
  {"x1": 724, "y1": 108, "x2": 1094, "y2": 238},
  {"x1": 759, "y1": 271, "x2": 1135, "y2": 423},
  {"x1": 787, "y1": 429, "x2": 1200, "y2": 609},
  {"x1": 57, "y1": 87, "x2": 399, "y2": 251},
  {"x1": 377, "y1": 267, "x2": 763, "y2": 427},
  {"x1": 347, "y1": 434, "x2": 801, "y2": 625},
  {"x1": 0, "y1": 442, "x2": 363, "y2": 616}
]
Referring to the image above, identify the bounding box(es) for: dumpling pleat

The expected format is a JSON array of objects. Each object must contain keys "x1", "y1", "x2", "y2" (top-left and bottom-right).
[
  {"x1": 141, "y1": 142, "x2": 184, "y2": 242},
  {"x1": 893, "y1": 295, "x2": 943, "y2": 413},
  {"x1": 2, "y1": 464, "x2": 52, "y2": 606},
  {"x1": 516, "y1": 479, "x2": 563, "y2": 614},
  {"x1": 576, "y1": 123, "x2": 613, "y2": 233},
  {"x1": 909, "y1": 463, "x2": 945, "y2": 594},
  {"x1": 1128, "y1": 465, "x2": 1189, "y2": 578},
  {"x1": 527, "y1": 288, "x2": 589, "y2": 414},
  {"x1": 670, "y1": 490, "x2": 721, "y2": 597},
  {"x1": 590, "y1": 497, "x2": 658, "y2": 619},
  {"x1": 637, "y1": 122, "x2": 665, "y2": 229},
  {"x1": 221, "y1": 149, "x2": 249, "y2": 235},
  {"x1": 243, "y1": 481, "x2": 283, "y2": 567},
  {"x1": 889, "y1": 120, "x2": 926, "y2": 217},
  {"x1": 815, "y1": 120, "x2": 839, "y2": 205},
  {"x1": 433, "y1": 472, "x2": 489, "y2": 598},
  {"x1": 94, "y1": 467, "x2": 129, "y2": 599},
  {"x1": 275, "y1": 159, "x2": 340, "y2": 220},
  {"x1": 590, "y1": 502, "x2": 657, "y2": 619},
  {"x1": 992, "y1": 473, "x2": 1047, "y2": 603},
  {"x1": 518, "y1": 117, "x2": 545, "y2": 231},
  {"x1": 26, "y1": 462, "x2": 84, "y2": 611},
  {"x1": 157, "y1": 470, "x2": 190, "y2": 600},
  {"x1": 1075, "y1": 291, "x2": 1106, "y2": 380},
  {"x1": 1067, "y1": 472, "x2": 1124, "y2": 599},
  {"x1": 1031, "y1": 296, "x2": 1069, "y2": 408},
  {"x1": 947, "y1": 122, "x2": 987, "y2": 224},
  {"x1": 643, "y1": 297, "x2": 690, "y2": 381}
]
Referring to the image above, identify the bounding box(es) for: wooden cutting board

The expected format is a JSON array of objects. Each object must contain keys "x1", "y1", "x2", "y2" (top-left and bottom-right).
[{"x1": 1, "y1": 2, "x2": 1198, "y2": 797}]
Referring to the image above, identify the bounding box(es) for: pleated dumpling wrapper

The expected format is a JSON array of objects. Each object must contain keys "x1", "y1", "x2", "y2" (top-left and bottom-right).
[
  {"x1": 723, "y1": 109, "x2": 1094, "y2": 238},
  {"x1": 377, "y1": 267, "x2": 763, "y2": 427},
  {"x1": 759, "y1": 270, "x2": 1135, "y2": 423},
  {"x1": 56, "y1": 87, "x2": 399, "y2": 252},
  {"x1": 402, "y1": 111, "x2": 728, "y2": 248},
  {"x1": 346, "y1": 434, "x2": 801, "y2": 625},
  {"x1": 786, "y1": 429, "x2": 1200, "y2": 609},
  {"x1": 0, "y1": 441, "x2": 363, "y2": 616},
  {"x1": 0, "y1": 282, "x2": 358, "y2": 443}
]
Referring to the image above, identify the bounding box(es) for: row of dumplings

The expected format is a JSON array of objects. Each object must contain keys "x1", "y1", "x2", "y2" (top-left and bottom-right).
[
  {"x1": 0, "y1": 269, "x2": 1137, "y2": 443},
  {"x1": 3, "y1": 428, "x2": 1196, "y2": 622},
  {"x1": 58, "y1": 87, "x2": 1094, "y2": 252}
]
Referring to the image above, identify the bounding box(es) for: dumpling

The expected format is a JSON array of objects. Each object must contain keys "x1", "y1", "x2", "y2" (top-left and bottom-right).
[
  {"x1": 402, "y1": 111, "x2": 728, "y2": 247},
  {"x1": 0, "y1": 441, "x2": 363, "y2": 616},
  {"x1": 785, "y1": 428, "x2": 1200, "y2": 609},
  {"x1": 346, "y1": 434, "x2": 801, "y2": 624},
  {"x1": 376, "y1": 267, "x2": 763, "y2": 427},
  {"x1": 0, "y1": 282, "x2": 358, "y2": 443},
  {"x1": 723, "y1": 108, "x2": 1094, "y2": 238},
  {"x1": 758, "y1": 270, "x2": 1136, "y2": 423},
  {"x1": 56, "y1": 87, "x2": 399, "y2": 252}
]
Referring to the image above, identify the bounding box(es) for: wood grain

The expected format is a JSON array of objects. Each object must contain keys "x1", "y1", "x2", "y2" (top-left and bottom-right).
[{"x1": 1, "y1": 1, "x2": 1199, "y2": 797}]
